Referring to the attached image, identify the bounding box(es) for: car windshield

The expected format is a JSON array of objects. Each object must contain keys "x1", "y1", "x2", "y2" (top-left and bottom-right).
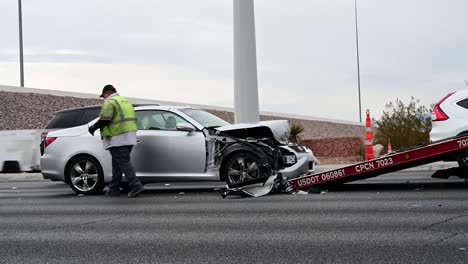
[{"x1": 180, "y1": 108, "x2": 231, "y2": 128}]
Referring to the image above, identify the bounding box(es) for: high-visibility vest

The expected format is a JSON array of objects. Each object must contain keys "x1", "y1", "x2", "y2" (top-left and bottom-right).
[{"x1": 99, "y1": 95, "x2": 137, "y2": 138}]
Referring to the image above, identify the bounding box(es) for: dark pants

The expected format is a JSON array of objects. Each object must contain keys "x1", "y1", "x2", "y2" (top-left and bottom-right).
[{"x1": 108, "y1": 145, "x2": 142, "y2": 192}]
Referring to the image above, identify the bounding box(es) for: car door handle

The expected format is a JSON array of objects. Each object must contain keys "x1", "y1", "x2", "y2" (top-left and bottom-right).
[{"x1": 136, "y1": 138, "x2": 141, "y2": 144}]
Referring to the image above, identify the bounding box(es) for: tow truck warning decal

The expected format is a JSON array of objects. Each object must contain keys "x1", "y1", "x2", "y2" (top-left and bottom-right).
[{"x1": 294, "y1": 157, "x2": 394, "y2": 188}]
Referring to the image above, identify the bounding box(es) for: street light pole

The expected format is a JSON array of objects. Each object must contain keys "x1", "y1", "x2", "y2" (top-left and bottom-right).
[
  {"x1": 233, "y1": 0, "x2": 260, "y2": 123},
  {"x1": 354, "y1": 0, "x2": 362, "y2": 122},
  {"x1": 18, "y1": 0, "x2": 24, "y2": 87}
]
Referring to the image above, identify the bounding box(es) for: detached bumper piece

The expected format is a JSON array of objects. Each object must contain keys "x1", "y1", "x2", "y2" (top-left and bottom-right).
[
  {"x1": 215, "y1": 174, "x2": 300, "y2": 198},
  {"x1": 215, "y1": 175, "x2": 278, "y2": 198}
]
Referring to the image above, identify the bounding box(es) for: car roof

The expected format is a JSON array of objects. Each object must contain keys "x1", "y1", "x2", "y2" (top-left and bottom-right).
[
  {"x1": 52, "y1": 104, "x2": 201, "y2": 116},
  {"x1": 54, "y1": 105, "x2": 101, "y2": 114},
  {"x1": 54, "y1": 103, "x2": 164, "y2": 114},
  {"x1": 134, "y1": 105, "x2": 197, "y2": 111}
]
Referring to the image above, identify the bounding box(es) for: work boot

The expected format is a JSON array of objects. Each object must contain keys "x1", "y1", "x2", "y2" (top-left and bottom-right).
[
  {"x1": 106, "y1": 189, "x2": 120, "y2": 197},
  {"x1": 128, "y1": 186, "x2": 144, "y2": 198}
]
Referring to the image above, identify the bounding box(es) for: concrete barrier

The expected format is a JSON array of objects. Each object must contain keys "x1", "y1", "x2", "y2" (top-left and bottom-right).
[{"x1": 0, "y1": 130, "x2": 41, "y2": 172}]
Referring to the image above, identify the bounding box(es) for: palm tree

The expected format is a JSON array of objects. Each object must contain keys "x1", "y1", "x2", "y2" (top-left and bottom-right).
[{"x1": 289, "y1": 120, "x2": 304, "y2": 143}]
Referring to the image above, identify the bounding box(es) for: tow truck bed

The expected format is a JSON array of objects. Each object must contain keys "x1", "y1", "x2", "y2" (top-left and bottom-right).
[{"x1": 290, "y1": 135, "x2": 468, "y2": 190}]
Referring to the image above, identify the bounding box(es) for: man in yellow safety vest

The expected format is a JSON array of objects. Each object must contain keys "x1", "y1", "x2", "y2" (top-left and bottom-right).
[{"x1": 88, "y1": 84, "x2": 144, "y2": 198}]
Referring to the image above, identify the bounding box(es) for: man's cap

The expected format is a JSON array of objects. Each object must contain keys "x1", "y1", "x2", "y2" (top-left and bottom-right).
[{"x1": 100, "y1": 84, "x2": 117, "y2": 98}]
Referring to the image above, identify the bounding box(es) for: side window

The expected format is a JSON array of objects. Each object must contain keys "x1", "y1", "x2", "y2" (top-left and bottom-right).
[
  {"x1": 137, "y1": 111, "x2": 165, "y2": 130},
  {"x1": 45, "y1": 110, "x2": 83, "y2": 129},
  {"x1": 136, "y1": 110, "x2": 189, "y2": 131},
  {"x1": 152, "y1": 113, "x2": 166, "y2": 128},
  {"x1": 456, "y1": 98, "x2": 468, "y2": 109},
  {"x1": 161, "y1": 112, "x2": 187, "y2": 130},
  {"x1": 81, "y1": 108, "x2": 101, "y2": 124}
]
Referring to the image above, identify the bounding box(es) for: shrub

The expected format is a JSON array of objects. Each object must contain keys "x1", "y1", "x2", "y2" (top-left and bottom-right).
[
  {"x1": 373, "y1": 97, "x2": 431, "y2": 151},
  {"x1": 354, "y1": 145, "x2": 365, "y2": 161},
  {"x1": 289, "y1": 120, "x2": 304, "y2": 143}
]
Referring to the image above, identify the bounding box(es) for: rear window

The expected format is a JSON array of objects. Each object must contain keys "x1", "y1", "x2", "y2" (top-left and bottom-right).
[
  {"x1": 46, "y1": 107, "x2": 102, "y2": 129},
  {"x1": 456, "y1": 98, "x2": 468, "y2": 109},
  {"x1": 81, "y1": 108, "x2": 100, "y2": 124},
  {"x1": 46, "y1": 110, "x2": 83, "y2": 129}
]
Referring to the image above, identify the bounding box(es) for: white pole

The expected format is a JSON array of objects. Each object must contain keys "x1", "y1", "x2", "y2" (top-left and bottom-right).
[
  {"x1": 354, "y1": 0, "x2": 362, "y2": 123},
  {"x1": 233, "y1": 0, "x2": 260, "y2": 123},
  {"x1": 18, "y1": 0, "x2": 25, "y2": 87}
]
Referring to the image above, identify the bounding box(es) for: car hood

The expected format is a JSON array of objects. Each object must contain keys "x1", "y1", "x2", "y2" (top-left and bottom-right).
[{"x1": 215, "y1": 120, "x2": 290, "y2": 144}]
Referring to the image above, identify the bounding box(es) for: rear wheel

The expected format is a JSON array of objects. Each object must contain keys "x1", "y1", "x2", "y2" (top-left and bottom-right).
[
  {"x1": 222, "y1": 152, "x2": 268, "y2": 187},
  {"x1": 66, "y1": 156, "x2": 104, "y2": 195}
]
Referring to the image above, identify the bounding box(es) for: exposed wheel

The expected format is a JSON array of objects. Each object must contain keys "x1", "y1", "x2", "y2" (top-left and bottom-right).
[
  {"x1": 222, "y1": 152, "x2": 268, "y2": 187},
  {"x1": 65, "y1": 156, "x2": 104, "y2": 195}
]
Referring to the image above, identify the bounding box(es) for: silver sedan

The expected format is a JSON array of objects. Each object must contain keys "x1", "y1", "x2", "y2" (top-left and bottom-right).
[{"x1": 41, "y1": 105, "x2": 315, "y2": 195}]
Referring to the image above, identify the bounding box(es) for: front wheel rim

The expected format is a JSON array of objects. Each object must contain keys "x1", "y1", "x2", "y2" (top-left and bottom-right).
[
  {"x1": 227, "y1": 156, "x2": 260, "y2": 184},
  {"x1": 70, "y1": 160, "x2": 99, "y2": 192}
]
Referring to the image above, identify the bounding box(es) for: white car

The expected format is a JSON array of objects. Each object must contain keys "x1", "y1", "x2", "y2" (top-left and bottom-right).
[{"x1": 430, "y1": 90, "x2": 468, "y2": 142}]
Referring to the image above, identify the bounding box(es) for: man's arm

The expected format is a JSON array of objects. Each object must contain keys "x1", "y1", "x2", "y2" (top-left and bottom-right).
[
  {"x1": 89, "y1": 101, "x2": 114, "y2": 135},
  {"x1": 92, "y1": 119, "x2": 111, "y2": 129},
  {"x1": 88, "y1": 119, "x2": 111, "y2": 135}
]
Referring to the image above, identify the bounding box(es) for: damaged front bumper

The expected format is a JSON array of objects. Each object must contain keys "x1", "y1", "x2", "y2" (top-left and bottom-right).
[{"x1": 216, "y1": 155, "x2": 312, "y2": 198}]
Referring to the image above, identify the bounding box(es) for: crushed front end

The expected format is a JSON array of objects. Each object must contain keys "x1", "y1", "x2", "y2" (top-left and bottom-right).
[{"x1": 205, "y1": 120, "x2": 314, "y2": 197}]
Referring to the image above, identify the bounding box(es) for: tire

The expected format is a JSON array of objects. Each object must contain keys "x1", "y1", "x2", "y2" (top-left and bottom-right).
[
  {"x1": 222, "y1": 152, "x2": 269, "y2": 187},
  {"x1": 65, "y1": 156, "x2": 105, "y2": 195}
]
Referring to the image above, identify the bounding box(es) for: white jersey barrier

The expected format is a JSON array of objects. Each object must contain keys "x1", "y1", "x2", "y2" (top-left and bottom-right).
[{"x1": 0, "y1": 129, "x2": 41, "y2": 172}]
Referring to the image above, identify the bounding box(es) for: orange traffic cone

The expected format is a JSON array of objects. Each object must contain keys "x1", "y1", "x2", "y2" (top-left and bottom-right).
[
  {"x1": 365, "y1": 110, "x2": 374, "y2": 160},
  {"x1": 387, "y1": 138, "x2": 392, "y2": 154}
]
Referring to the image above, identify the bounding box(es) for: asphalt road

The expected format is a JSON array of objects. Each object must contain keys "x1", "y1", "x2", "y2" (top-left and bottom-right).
[{"x1": 1, "y1": 172, "x2": 468, "y2": 264}]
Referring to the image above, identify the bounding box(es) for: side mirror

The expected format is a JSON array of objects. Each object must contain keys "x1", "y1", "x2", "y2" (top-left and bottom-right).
[{"x1": 176, "y1": 123, "x2": 196, "y2": 132}]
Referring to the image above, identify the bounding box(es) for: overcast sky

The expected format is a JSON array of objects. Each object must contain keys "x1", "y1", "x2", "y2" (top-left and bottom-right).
[{"x1": 1, "y1": 0, "x2": 467, "y2": 122}]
